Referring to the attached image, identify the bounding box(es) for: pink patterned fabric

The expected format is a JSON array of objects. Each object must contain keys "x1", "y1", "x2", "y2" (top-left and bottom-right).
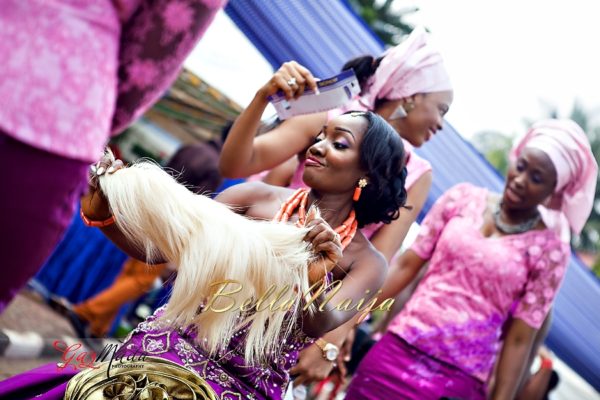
[
  {"x1": 111, "y1": 0, "x2": 225, "y2": 135},
  {"x1": 0, "y1": 0, "x2": 122, "y2": 162},
  {"x1": 388, "y1": 183, "x2": 570, "y2": 382},
  {"x1": 348, "y1": 26, "x2": 452, "y2": 112},
  {"x1": 0, "y1": 0, "x2": 224, "y2": 162}
]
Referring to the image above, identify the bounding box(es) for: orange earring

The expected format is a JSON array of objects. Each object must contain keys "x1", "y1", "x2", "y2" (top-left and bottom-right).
[{"x1": 353, "y1": 178, "x2": 368, "y2": 201}]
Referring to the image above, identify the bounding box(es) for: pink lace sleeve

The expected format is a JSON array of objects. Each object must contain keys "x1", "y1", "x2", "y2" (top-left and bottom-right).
[
  {"x1": 410, "y1": 183, "x2": 473, "y2": 260},
  {"x1": 513, "y1": 238, "x2": 569, "y2": 329},
  {"x1": 402, "y1": 139, "x2": 432, "y2": 190},
  {"x1": 111, "y1": 0, "x2": 226, "y2": 134}
]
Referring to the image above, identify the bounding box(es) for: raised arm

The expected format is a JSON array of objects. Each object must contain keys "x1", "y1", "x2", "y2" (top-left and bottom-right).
[{"x1": 219, "y1": 62, "x2": 325, "y2": 178}]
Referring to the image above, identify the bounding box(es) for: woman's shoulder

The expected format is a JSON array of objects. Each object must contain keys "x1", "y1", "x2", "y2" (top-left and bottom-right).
[
  {"x1": 345, "y1": 230, "x2": 386, "y2": 271},
  {"x1": 532, "y1": 227, "x2": 570, "y2": 254},
  {"x1": 435, "y1": 182, "x2": 486, "y2": 208},
  {"x1": 447, "y1": 182, "x2": 483, "y2": 195}
]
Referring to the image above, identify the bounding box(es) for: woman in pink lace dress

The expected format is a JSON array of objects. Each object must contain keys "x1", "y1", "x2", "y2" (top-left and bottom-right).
[
  {"x1": 345, "y1": 119, "x2": 598, "y2": 400},
  {"x1": 0, "y1": 0, "x2": 225, "y2": 311}
]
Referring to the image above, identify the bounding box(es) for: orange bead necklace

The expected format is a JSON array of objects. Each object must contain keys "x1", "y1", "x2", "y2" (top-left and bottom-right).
[{"x1": 273, "y1": 188, "x2": 358, "y2": 250}]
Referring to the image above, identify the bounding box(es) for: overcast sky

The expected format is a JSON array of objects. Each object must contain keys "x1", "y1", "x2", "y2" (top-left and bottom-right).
[
  {"x1": 184, "y1": 1, "x2": 600, "y2": 140},
  {"x1": 405, "y1": 0, "x2": 600, "y2": 138}
]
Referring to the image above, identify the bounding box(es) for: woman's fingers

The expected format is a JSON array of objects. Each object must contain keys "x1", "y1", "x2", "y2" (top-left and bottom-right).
[
  {"x1": 303, "y1": 208, "x2": 343, "y2": 271},
  {"x1": 313, "y1": 242, "x2": 343, "y2": 269},
  {"x1": 272, "y1": 73, "x2": 294, "y2": 100},
  {"x1": 303, "y1": 220, "x2": 327, "y2": 243},
  {"x1": 107, "y1": 159, "x2": 124, "y2": 174},
  {"x1": 290, "y1": 61, "x2": 319, "y2": 94},
  {"x1": 311, "y1": 229, "x2": 341, "y2": 250},
  {"x1": 263, "y1": 61, "x2": 318, "y2": 101},
  {"x1": 88, "y1": 152, "x2": 125, "y2": 191},
  {"x1": 282, "y1": 62, "x2": 307, "y2": 98}
]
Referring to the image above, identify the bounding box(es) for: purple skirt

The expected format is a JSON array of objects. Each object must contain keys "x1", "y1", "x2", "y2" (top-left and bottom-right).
[
  {"x1": 345, "y1": 332, "x2": 487, "y2": 400},
  {"x1": 0, "y1": 362, "x2": 77, "y2": 400}
]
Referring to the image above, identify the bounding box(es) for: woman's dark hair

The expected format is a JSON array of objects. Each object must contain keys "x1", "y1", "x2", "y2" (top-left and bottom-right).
[
  {"x1": 343, "y1": 111, "x2": 408, "y2": 227},
  {"x1": 342, "y1": 55, "x2": 383, "y2": 96}
]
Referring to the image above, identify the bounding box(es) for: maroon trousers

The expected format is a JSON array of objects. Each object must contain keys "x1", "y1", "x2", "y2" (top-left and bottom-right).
[{"x1": 0, "y1": 134, "x2": 88, "y2": 312}]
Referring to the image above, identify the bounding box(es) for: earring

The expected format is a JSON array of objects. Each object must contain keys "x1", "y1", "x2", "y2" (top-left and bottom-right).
[
  {"x1": 404, "y1": 101, "x2": 416, "y2": 113},
  {"x1": 389, "y1": 105, "x2": 407, "y2": 120},
  {"x1": 353, "y1": 178, "x2": 368, "y2": 201}
]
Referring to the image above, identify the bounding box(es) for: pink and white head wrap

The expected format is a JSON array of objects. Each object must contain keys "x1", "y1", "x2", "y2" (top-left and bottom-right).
[
  {"x1": 510, "y1": 119, "x2": 598, "y2": 235},
  {"x1": 342, "y1": 26, "x2": 452, "y2": 112}
]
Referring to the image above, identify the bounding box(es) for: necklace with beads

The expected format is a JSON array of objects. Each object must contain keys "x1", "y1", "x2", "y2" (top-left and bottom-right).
[
  {"x1": 493, "y1": 201, "x2": 541, "y2": 234},
  {"x1": 273, "y1": 188, "x2": 358, "y2": 250}
]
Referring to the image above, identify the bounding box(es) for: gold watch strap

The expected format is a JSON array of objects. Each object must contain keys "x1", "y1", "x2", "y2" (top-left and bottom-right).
[{"x1": 314, "y1": 338, "x2": 328, "y2": 351}]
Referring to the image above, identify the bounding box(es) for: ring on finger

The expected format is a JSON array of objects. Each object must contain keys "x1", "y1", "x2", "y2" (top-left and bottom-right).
[{"x1": 287, "y1": 77, "x2": 297, "y2": 87}]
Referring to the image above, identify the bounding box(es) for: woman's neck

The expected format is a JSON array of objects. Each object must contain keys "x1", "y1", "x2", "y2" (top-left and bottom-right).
[
  {"x1": 307, "y1": 190, "x2": 355, "y2": 228},
  {"x1": 500, "y1": 203, "x2": 539, "y2": 224}
]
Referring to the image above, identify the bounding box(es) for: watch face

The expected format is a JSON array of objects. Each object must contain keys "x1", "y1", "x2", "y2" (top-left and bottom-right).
[{"x1": 325, "y1": 345, "x2": 338, "y2": 361}]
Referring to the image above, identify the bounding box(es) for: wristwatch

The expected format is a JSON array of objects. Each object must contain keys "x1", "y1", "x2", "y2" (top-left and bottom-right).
[{"x1": 315, "y1": 338, "x2": 339, "y2": 362}]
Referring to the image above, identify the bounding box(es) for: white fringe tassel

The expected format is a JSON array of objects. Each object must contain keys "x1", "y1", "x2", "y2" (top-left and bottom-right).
[{"x1": 99, "y1": 156, "x2": 314, "y2": 364}]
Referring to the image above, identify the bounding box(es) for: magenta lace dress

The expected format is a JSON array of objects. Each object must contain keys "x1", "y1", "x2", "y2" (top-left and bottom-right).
[{"x1": 346, "y1": 183, "x2": 570, "y2": 399}]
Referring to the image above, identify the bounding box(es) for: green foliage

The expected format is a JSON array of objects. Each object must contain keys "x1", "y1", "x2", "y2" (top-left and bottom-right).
[
  {"x1": 593, "y1": 255, "x2": 600, "y2": 278},
  {"x1": 471, "y1": 131, "x2": 513, "y2": 177},
  {"x1": 347, "y1": 0, "x2": 418, "y2": 45}
]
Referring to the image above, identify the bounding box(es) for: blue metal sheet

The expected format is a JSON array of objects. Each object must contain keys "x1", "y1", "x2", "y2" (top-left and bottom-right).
[{"x1": 226, "y1": 0, "x2": 384, "y2": 77}]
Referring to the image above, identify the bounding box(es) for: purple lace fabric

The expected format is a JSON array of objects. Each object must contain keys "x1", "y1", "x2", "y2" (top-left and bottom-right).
[{"x1": 116, "y1": 305, "x2": 313, "y2": 399}]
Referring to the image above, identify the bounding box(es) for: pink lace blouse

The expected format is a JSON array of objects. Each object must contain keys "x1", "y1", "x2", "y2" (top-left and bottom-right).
[{"x1": 387, "y1": 183, "x2": 570, "y2": 382}]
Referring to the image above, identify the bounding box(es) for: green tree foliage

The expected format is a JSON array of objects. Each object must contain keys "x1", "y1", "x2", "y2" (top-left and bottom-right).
[
  {"x1": 593, "y1": 256, "x2": 600, "y2": 277},
  {"x1": 471, "y1": 131, "x2": 513, "y2": 177},
  {"x1": 346, "y1": 0, "x2": 418, "y2": 45}
]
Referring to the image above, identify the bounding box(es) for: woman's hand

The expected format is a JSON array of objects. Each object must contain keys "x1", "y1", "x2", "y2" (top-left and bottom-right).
[
  {"x1": 303, "y1": 207, "x2": 343, "y2": 284},
  {"x1": 258, "y1": 61, "x2": 319, "y2": 101},
  {"x1": 290, "y1": 343, "x2": 337, "y2": 387},
  {"x1": 80, "y1": 150, "x2": 125, "y2": 221}
]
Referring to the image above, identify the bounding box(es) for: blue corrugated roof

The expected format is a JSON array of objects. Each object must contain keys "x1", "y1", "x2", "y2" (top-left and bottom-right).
[
  {"x1": 227, "y1": 0, "x2": 600, "y2": 390},
  {"x1": 226, "y1": 0, "x2": 383, "y2": 77}
]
